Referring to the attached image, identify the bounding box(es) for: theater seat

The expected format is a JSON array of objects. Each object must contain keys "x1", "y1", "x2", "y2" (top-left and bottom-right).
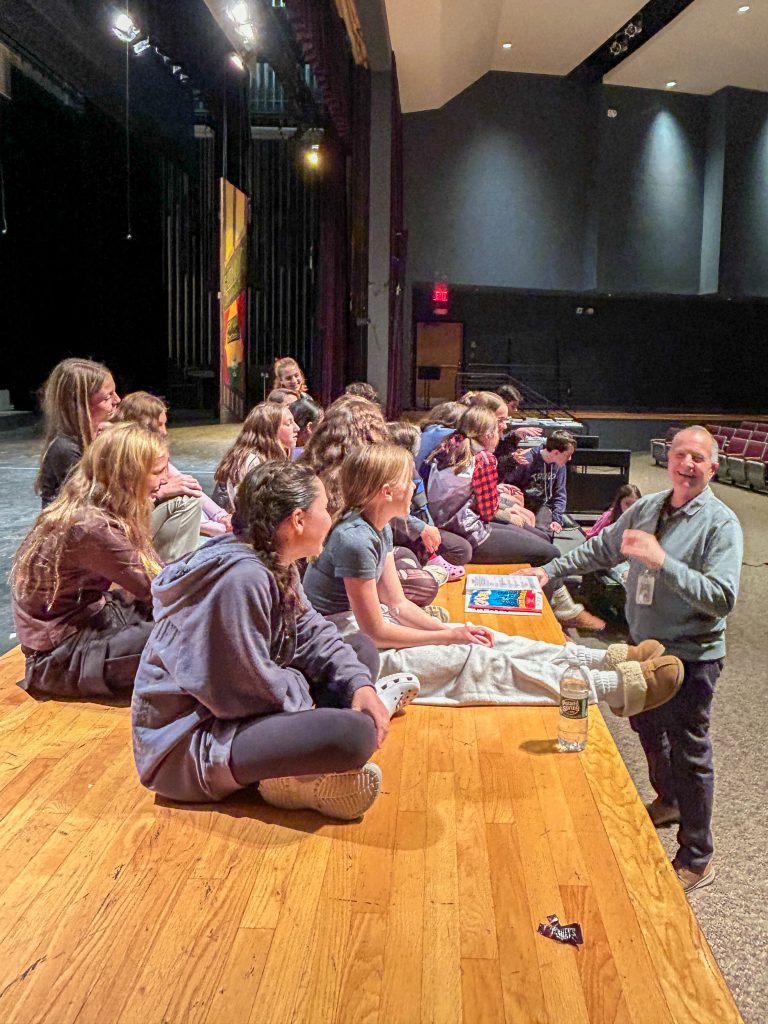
[
  {"x1": 740, "y1": 421, "x2": 758, "y2": 431},
  {"x1": 746, "y1": 451, "x2": 768, "y2": 492},
  {"x1": 727, "y1": 440, "x2": 766, "y2": 487},
  {"x1": 719, "y1": 436, "x2": 748, "y2": 483}
]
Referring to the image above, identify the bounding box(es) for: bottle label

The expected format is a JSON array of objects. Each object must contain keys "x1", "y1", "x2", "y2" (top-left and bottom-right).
[{"x1": 560, "y1": 697, "x2": 588, "y2": 719}]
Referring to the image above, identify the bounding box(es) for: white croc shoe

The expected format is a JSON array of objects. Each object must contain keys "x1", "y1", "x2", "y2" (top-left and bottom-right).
[
  {"x1": 259, "y1": 762, "x2": 382, "y2": 820},
  {"x1": 375, "y1": 673, "x2": 421, "y2": 717}
]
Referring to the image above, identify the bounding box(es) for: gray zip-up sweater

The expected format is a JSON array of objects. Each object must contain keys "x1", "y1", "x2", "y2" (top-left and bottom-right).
[
  {"x1": 542, "y1": 487, "x2": 742, "y2": 661},
  {"x1": 131, "y1": 534, "x2": 374, "y2": 802}
]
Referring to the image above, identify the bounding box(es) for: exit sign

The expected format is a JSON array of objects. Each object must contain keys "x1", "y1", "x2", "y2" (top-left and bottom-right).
[{"x1": 432, "y1": 281, "x2": 449, "y2": 315}]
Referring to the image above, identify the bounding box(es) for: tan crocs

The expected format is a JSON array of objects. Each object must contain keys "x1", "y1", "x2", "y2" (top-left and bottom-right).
[
  {"x1": 611, "y1": 656, "x2": 684, "y2": 717},
  {"x1": 604, "y1": 639, "x2": 666, "y2": 668}
]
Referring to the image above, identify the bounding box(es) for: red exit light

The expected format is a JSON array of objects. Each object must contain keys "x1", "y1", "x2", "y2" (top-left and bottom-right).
[{"x1": 432, "y1": 281, "x2": 449, "y2": 305}]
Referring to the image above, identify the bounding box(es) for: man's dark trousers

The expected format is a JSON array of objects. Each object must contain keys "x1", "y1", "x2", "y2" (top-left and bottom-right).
[{"x1": 629, "y1": 658, "x2": 723, "y2": 872}]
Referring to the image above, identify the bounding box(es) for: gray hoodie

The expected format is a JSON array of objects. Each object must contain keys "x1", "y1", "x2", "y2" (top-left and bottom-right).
[{"x1": 131, "y1": 534, "x2": 374, "y2": 802}]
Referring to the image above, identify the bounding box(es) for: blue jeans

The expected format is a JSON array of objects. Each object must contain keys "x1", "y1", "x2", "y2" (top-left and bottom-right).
[{"x1": 630, "y1": 658, "x2": 723, "y2": 871}]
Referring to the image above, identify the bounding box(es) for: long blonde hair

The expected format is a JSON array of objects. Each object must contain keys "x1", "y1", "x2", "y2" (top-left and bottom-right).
[
  {"x1": 14, "y1": 423, "x2": 166, "y2": 604},
  {"x1": 427, "y1": 405, "x2": 497, "y2": 474},
  {"x1": 214, "y1": 402, "x2": 289, "y2": 488},
  {"x1": 36, "y1": 357, "x2": 112, "y2": 492},
  {"x1": 339, "y1": 444, "x2": 412, "y2": 519}
]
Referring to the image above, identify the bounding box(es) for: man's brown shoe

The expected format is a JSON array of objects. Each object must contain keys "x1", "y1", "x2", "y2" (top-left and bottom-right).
[
  {"x1": 674, "y1": 860, "x2": 716, "y2": 893},
  {"x1": 646, "y1": 797, "x2": 680, "y2": 828},
  {"x1": 605, "y1": 639, "x2": 665, "y2": 667},
  {"x1": 611, "y1": 656, "x2": 684, "y2": 717},
  {"x1": 560, "y1": 609, "x2": 606, "y2": 632}
]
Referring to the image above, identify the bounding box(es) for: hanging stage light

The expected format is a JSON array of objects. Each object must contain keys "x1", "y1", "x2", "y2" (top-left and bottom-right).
[
  {"x1": 229, "y1": 53, "x2": 246, "y2": 71},
  {"x1": 133, "y1": 38, "x2": 151, "y2": 55},
  {"x1": 305, "y1": 144, "x2": 320, "y2": 168},
  {"x1": 112, "y1": 11, "x2": 140, "y2": 44},
  {"x1": 227, "y1": 2, "x2": 250, "y2": 24}
]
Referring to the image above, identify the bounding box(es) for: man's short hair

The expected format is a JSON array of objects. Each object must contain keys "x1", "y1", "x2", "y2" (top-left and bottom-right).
[
  {"x1": 670, "y1": 425, "x2": 718, "y2": 462},
  {"x1": 545, "y1": 429, "x2": 577, "y2": 452}
]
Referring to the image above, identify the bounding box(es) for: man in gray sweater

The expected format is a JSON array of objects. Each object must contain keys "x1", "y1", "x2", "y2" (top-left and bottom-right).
[{"x1": 528, "y1": 427, "x2": 743, "y2": 894}]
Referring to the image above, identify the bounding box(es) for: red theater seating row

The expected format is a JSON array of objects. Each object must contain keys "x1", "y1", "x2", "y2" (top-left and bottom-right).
[{"x1": 651, "y1": 421, "x2": 768, "y2": 492}]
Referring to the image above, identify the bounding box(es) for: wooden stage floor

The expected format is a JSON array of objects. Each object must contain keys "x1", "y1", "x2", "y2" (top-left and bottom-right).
[{"x1": 0, "y1": 570, "x2": 742, "y2": 1023}]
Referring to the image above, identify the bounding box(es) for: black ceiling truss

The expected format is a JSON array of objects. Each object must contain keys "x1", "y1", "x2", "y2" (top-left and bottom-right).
[{"x1": 568, "y1": 0, "x2": 698, "y2": 85}]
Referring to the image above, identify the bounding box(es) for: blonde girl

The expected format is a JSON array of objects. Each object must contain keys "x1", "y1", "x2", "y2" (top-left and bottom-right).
[
  {"x1": 116, "y1": 391, "x2": 228, "y2": 551},
  {"x1": 213, "y1": 401, "x2": 299, "y2": 510},
  {"x1": 272, "y1": 356, "x2": 307, "y2": 395},
  {"x1": 13, "y1": 423, "x2": 167, "y2": 698},
  {"x1": 37, "y1": 357, "x2": 121, "y2": 506},
  {"x1": 302, "y1": 445, "x2": 682, "y2": 713}
]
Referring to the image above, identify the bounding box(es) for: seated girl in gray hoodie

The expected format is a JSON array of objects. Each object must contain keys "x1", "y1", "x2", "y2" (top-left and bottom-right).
[{"x1": 131, "y1": 461, "x2": 418, "y2": 820}]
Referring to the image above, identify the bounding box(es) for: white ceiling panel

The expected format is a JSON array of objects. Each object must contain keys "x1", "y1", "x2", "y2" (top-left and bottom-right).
[
  {"x1": 491, "y1": 0, "x2": 641, "y2": 76},
  {"x1": 604, "y1": 0, "x2": 768, "y2": 95},
  {"x1": 385, "y1": 0, "x2": 640, "y2": 112}
]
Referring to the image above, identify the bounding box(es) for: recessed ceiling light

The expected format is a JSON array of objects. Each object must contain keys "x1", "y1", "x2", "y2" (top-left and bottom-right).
[
  {"x1": 501, "y1": 41, "x2": 512, "y2": 49},
  {"x1": 666, "y1": 81, "x2": 677, "y2": 88},
  {"x1": 737, "y1": 5, "x2": 750, "y2": 12}
]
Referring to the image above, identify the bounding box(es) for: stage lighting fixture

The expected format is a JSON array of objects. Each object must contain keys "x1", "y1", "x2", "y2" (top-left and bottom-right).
[
  {"x1": 666, "y1": 81, "x2": 677, "y2": 88},
  {"x1": 230, "y1": 53, "x2": 245, "y2": 71},
  {"x1": 228, "y1": 2, "x2": 250, "y2": 23},
  {"x1": 235, "y1": 22, "x2": 256, "y2": 43},
  {"x1": 112, "y1": 11, "x2": 140, "y2": 43},
  {"x1": 305, "y1": 144, "x2": 321, "y2": 168},
  {"x1": 133, "y1": 38, "x2": 150, "y2": 55}
]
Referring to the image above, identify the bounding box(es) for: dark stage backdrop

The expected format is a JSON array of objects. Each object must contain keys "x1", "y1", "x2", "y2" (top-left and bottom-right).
[
  {"x1": 403, "y1": 72, "x2": 768, "y2": 412},
  {"x1": 412, "y1": 283, "x2": 768, "y2": 414}
]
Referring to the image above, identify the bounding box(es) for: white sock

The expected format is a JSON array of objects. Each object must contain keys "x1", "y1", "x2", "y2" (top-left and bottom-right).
[
  {"x1": 591, "y1": 669, "x2": 622, "y2": 707},
  {"x1": 568, "y1": 643, "x2": 608, "y2": 669}
]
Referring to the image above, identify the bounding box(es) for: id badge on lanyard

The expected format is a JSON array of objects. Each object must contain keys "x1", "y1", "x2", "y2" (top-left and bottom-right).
[
  {"x1": 635, "y1": 503, "x2": 668, "y2": 606},
  {"x1": 636, "y1": 568, "x2": 655, "y2": 605}
]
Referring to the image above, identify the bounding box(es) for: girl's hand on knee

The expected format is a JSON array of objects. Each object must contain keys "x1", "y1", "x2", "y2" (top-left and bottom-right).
[
  {"x1": 447, "y1": 624, "x2": 494, "y2": 647},
  {"x1": 352, "y1": 686, "x2": 390, "y2": 747}
]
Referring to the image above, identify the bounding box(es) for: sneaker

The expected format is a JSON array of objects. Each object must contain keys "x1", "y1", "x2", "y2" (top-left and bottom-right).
[
  {"x1": 258, "y1": 762, "x2": 382, "y2": 820},
  {"x1": 422, "y1": 562, "x2": 450, "y2": 587},
  {"x1": 605, "y1": 639, "x2": 666, "y2": 667},
  {"x1": 611, "y1": 655, "x2": 684, "y2": 717},
  {"x1": 424, "y1": 604, "x2": 449, "y2": 623},
  {"x1": 646, "y1": 797, "x2": 680, "y2": 828},
  {"x1": 674, "y1": 860, "x2": 716, "y2": 894},
  {"x1": 560, "y1": 609, "x2": 606, "y2": 632},
  {"x1": 376, "y1": 672, "x2": 421, "y2": 717}
]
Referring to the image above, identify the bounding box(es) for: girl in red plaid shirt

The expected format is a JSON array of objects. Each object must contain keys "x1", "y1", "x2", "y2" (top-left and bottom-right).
[{"x1": 425, "y1": 407, "x2": 559, "y2": 566}]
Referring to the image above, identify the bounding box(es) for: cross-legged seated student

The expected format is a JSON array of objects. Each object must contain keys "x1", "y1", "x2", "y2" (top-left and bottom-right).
[
  {"x1": 114, "y1": 391, "x2": 215, "y2": 558},
  {"x1": 36, "y1": 357, "x2": 122, "y2": 507},
  {"x1": 13, "y1": 423, "x2": 168, "y2": 698},
  {"x1": 131, "y1": 462, "x2": 412, "y2": 820},
  {"x1": 299, "y1": 397, "x2": 442, "y2": 607},
  {"x1": 425, "y1": 406, "x2": 560, "y2": 566},
  {"x1": 302, "y1": 444, "x2": 683, "y2": 710},
  {"x1": 211, "y1": 401, "x2": 299, "y2": 511}
]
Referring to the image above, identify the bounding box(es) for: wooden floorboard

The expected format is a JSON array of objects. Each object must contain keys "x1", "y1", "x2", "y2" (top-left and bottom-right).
[{"x1": 0, "y1": 569, "x2": 743, "y2": 1023}]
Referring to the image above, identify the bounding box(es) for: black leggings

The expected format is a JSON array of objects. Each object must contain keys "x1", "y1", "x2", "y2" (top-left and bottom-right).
[
  {"x1": 471, "y1": 523, "x2": 559, "y2": 566},
  {"x1": 229, "y1": 707, "x2": 378, "y2": 786}
]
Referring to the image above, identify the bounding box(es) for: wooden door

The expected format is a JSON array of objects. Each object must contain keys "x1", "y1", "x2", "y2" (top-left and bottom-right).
[{"x1": 415, "y1": 322, "x2": 463, "y2": 407}]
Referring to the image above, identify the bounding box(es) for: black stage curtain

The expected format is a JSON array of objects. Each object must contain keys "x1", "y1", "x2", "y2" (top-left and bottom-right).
[{"x1": 387, "y1": 54, "x2": 406, "y2": 418}]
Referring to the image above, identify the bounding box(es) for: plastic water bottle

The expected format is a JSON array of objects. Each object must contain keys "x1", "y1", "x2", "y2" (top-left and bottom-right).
[{"x1": 558, "y1": 674, "x2": 589, "y2": 752}]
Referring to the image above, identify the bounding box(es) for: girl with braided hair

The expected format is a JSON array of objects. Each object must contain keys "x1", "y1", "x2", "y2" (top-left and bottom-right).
[{"x1": 132, "y1": 461, "x2": 417, "y2": 819}]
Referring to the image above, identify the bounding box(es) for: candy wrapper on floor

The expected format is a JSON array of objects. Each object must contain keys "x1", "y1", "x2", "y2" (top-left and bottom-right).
[{"x1": 537, "y1": 914, "x2": 584, "y2": 948}]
